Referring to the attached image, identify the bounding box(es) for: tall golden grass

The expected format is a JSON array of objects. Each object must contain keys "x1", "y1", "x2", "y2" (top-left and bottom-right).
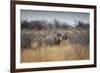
[{"x1": 21, "y1": 40, "x2": 89, "y2": 63}]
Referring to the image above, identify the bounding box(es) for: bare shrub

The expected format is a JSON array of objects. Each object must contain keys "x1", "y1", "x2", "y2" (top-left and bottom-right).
[
  {"x1": 76, "y1": 21, "x2": 89, "y2": 29},
  {"x1": 21, "y1": 33, "x2": 32, "y2": 49}
]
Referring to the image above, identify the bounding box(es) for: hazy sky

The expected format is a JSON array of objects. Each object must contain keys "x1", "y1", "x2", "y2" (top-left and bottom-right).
[{"x1": 21, "y1": 10, "x2": 90, "y2": 26}]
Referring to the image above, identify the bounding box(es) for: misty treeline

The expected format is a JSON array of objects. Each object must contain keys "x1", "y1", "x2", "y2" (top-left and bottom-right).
[{"x1": 21, "y1": 19, "x2": 89, "y2": 30}]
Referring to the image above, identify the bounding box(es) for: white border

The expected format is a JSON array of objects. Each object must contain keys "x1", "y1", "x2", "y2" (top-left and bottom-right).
[{"x1": 16, "y1": 4, "x2": 94, "y2": 69}]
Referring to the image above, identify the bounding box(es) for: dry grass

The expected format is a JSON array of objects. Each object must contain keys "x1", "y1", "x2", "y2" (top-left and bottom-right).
[
  {"x1": 21, "y1": 40, "x2": 89, "y2": 63},
  {"x1": 21, "y1": 18, "x2": 90, "y2": 63},
  {"x1": 21, "y1": 28, "x2": 89, "y2": 63}
]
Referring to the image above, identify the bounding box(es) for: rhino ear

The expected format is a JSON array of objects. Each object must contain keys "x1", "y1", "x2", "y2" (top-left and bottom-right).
[{"x1": 57, "y1": 33, "x2": 61, "y2": 37}]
